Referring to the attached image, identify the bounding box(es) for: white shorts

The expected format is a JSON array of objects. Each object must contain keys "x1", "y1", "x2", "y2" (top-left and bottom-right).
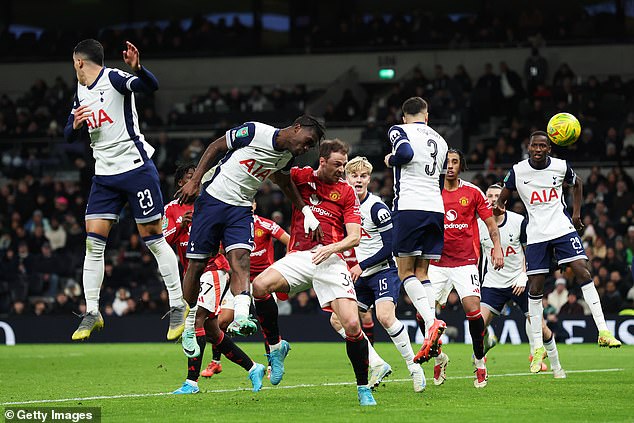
[
  {"x1": 428, "y1": 264, "x2": 480, "y2": 305},
  {"x1": 270, "y1": 250, "x2": 357, "y2": 309},
  {"x1": 197, "y1": 270, "x2": 229, "y2": 315},
  {"x1": 220, "y1": 287, "x2": 234, "y2": 311}
]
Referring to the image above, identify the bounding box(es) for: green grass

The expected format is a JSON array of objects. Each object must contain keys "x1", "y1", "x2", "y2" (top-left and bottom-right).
[{"x1": 1, "y1": 342, "x2": 632, "y2": 422}]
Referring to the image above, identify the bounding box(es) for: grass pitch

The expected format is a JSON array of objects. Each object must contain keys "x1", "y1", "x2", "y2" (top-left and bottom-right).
[{"x1": 1, "y1": 342, "x2": 632, "y2": 422}]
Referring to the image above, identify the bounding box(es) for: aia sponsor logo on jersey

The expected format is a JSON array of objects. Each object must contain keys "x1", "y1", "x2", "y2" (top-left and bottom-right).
[
  {"x1": 239, "y1": 159, "x2": 271, "y2": 180},
  {"x1": 530, "y1": 188, "x2": 559, "y2": 204},
  {"x1": 490, "y1": 246, "x2": 518, "y2": 257},
  {"x1": 85, "y1": 109, "x2": 113, "y2": 129}
]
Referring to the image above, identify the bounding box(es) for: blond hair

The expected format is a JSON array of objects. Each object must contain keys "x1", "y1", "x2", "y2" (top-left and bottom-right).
[{"x1": 345, "y1": 156, "x2": 373, "y2": 175}]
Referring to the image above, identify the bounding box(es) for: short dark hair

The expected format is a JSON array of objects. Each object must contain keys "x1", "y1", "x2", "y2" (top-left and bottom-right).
[
  {"x1": 319, "y1": 139, "x2": 349, "y2": 159},
  {"x1": 530, "y1": 131, "x2": 549, "y2": 142},
  {"x1": 293, "y1": 115, "x2": 325, "y2": 141},
  {"x1": 174, "y1": 163, "x2": 196, "y2": 186},
  {"x1": 401, "y1": 97, "x2": 428, "y2": 116},
  {"x1": 73, "y1": 39, "x2": 104, "y2": 66},
  {"x1": 447, "y1": 148, "x2": 467, "y2": 171}
]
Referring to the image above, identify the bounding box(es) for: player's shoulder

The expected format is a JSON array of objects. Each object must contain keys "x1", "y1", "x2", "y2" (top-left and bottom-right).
[
  {"x1": 505, "y1": 210, "x2": 525, "y2": 225},
  {"x1": 254, "y1": 214, "x2": 275, "y2": 228},
  {"x1": 364, "y1": 192, "x2": 388, "y2": 208},
  {"x1": 290, "y1": 165, "x2": 315, "y2": 182},
  {"x1": 549, "y1": 157, "x2": 569, "y2": 171},
  {"x1": 460, "y1": 180, "x2": 486, "y2": 196},
  {"x1": 163, "y1": 199, "x2": 180, "y2": 212}
]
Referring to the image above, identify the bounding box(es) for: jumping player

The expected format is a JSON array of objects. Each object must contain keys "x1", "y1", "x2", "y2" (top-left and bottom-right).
[
  {"x1": 175, "y1": 116, "x2": 324, "y2": 357},
  {"x1": 252, "y1": 139, "x2": 377, "y2": 406},
  {"x1": 479, "y1": 184, "x2": 566, "y2": 378},
  {"x1": 164, "y1": 164, "x2": 265, "y2": 394},
  {"x1": 383, "y1": 97, "x2": 449, "y2": 362},
  {"x1": 424, "y1": 149, "x2": 504, "y2": 389},
  {"x1": 494, "y1": 131, "x2": 621, "y2": 373},
  {"x1": 64, "y1": 39, "x2": 186, "y2": 341}
]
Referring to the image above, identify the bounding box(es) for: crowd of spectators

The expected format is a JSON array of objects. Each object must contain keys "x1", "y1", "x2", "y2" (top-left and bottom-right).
[{"x1": 1, "y1": 7, "x2": 628, "y2": 61}]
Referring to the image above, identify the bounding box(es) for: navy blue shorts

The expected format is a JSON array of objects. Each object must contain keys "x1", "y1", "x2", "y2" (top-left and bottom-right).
[
  {"x1": 186, "y1": 189, "x2": 254, "y2": 260},
  {"x1": 481, "y1": 286, "x2": 528, "y2": 316},
  {"x1": 392, "y1": 210, "x2": 444, "y2": 259},
  {"x1": 525, "y1": 231, "x2": 587, "y2": 276},
  {"x1": 355, "y1": 267, "x2": 402, "y2": 311},
  {"x1": 86, "y1": 161, "x2": 163, "y2": 224}
]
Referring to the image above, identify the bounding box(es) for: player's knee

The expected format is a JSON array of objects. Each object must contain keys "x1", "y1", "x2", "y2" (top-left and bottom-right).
[
  {"x1": 218, "y1": 310, "x2": 233, "y2": 332},
  {"x1": 228, "y1": 249, "x2": 250, "y2": 271},
  {"x1": 85, "y1": 233, "x2": 107, "y2": 259},
  {"x1": 376, "y1": 310, "x2": 395, "y2": 328},
  {"x1": 330, "y1": 313, "x2": 342, "y2": 331},
  {"x1": 252, "y1": 278, "x2": 268, "y2": 297},
  {"x1": 339, "y1": 314, "x2": 361, "y2": 334}
]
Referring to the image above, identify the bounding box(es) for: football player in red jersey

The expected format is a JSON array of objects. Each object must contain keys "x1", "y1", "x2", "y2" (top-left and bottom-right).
[
  {"x1": 202, "y1": 199, "x2": 290, "y2": 378},
  {"x1": 420, "y1": 149, "x2": 504, "y2": 389},
  {"x1": 164, "y1": 165, "x2": 266, "y2": 394},
  {"x1": 252, "y1": 139, "x2": 377, "y2": 406}
]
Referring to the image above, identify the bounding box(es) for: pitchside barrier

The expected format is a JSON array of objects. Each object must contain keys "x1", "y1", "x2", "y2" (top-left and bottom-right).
[{"x1": 1, "y1": 310, "x2": 632, "y2": 345}]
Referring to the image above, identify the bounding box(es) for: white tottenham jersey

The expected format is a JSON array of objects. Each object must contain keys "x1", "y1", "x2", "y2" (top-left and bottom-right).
[
  {"x1": 503, "y1": 157, "x2": 576, "y2": 244},
  {"x1": 478, "y1": 211, "x2": 527, "y2": 289},
  {"x1": 203, "y1": 122, "x2": 293, "y2": 207},
  {"x1": 72, "y1": 67, "x2": 155, "y2": 176},
  {"x1": 356, "y1": 192, "x2": 394, "y2": 277},
  {"x1": 388, "y1": 122, "x2": 447, "y2": 213}
]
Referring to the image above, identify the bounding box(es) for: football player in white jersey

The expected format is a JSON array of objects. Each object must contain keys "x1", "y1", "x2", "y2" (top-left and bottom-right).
[
  {"x1": 331, "y1": 156, "x2": 425, "y2": 392},
  {"x1": 175, "y1": 116, "x2": 324, "y2": 358},
  {"x1": 479, "y1": 184, "x2": 566, "y2": 378},
  {"x1": 383, "y1": 97, "x2": 448, "y2": 361},
  {"x1": 494, "y1": 131, "x2": 621, "y2": 372},
  {"x1": 64, "y1": 39, "x2": 186, "y2": 342}
]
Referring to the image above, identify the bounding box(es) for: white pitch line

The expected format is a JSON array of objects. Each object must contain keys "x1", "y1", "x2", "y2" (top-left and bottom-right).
[{"x1": 1, "y1": 368, "x2": 624, "y2": 406}]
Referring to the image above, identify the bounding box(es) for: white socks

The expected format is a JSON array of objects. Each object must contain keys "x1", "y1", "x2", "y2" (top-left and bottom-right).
[
  {"x1": 528, "y1": 295, "x2": 544, "y2": 350},
  {"x1": 544, "y1": 335, "x2": 561, "y2": 370},
  {"x1": 144, "y1": 235, "x2": 183, "y2": 308},
  {"x1": 83, "y1": 233, "x2": 107, "y2": 313},
  {"x1": 185, "y1": 305, "x2": 197, "y2": 330},
  {"x1": 386, "y1": 321, "x2": 415, "y2": 366},
  {"x1": 525, "y1": 319, "x2": 535, "y2": 355},
  {"x1": 581, "y1": 282, "x2": 608, "y2": 331},
  {"x1": 403, "y1": 276, "x2": 435, "y2": 332},
  {"x1": 233, "y1": 293, "x2": 252, "y2": 321}
]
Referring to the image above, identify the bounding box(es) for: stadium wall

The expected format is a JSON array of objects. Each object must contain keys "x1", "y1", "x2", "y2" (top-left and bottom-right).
[
  {"x1": 1, "y1": 44, "x2": 633, "y2": 117},
  {"x1": 1, "y1": 314, "x2": 632, "y2": 345}
]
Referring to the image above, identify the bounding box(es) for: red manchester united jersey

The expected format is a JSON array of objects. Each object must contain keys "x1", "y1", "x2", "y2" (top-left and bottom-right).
[
  {"x1": 163, "y1": 200, "x2": 230, "y2": 275},
  {"x1": 288, "y1": 166, "x2": 361, "y2": 252},
  {"x1": 251, "y1": 215, "x2": 287, "y2": 276},
  {"x1": 435, "y1": 179, "x2": 492, "y2": 267}
]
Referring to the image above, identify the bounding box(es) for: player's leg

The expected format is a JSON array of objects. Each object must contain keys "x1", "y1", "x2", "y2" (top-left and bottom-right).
[
  {"x1": 414, "y1": 257, "x2": 437, "y2": 320},
  {"x1": 375, "y1": 300, "x2": 425, "y2": 392},
  {"x1": 73, "y1": 175, "x2": 123, "y2": 341},
  {"x1": 360, "y1": 309, "x2": 375, "y2": 345},
  {"x1": 462, "y1": 295, "x2": 487, "y2": 387},
  {"x1": 481, "y1": 287, "x2": 510, "y2": 355},
  {"x1": 225, "y1": 247, "x2": 257, "y2": 336},
  {"x1": 330, "y1": 297, "x2": 375, "y2": 406},
  {"x1": 72, "y1": 218, "x2": 113, "y2": 340},
  {"x1": 351, "y1": 277, "x2": 391, "y2": 388},
  {"x1": 542, "y1": 321, "x2": 566, "y2": 378},
  {"x1": 524, "y1": 239, "x2": 552, "y2": 371},
  {"x1": 173, "y1": 306, "x2": 210, "y2": 394},
  {"x1": 137, "y1": 219, "x2": 186, "y2": 340},
  {"x1": 330, "y1": 311, "x2": 390, "y2": 388},
  {"x1": 567, "y1": 258, "x2": 621, "y2": 347},
  {"x1": 253, "y1": 252, "x2": 312, "y2": 385},
  {"x1": 203, "y1": 277, "x2": 233, "y2": 378}
]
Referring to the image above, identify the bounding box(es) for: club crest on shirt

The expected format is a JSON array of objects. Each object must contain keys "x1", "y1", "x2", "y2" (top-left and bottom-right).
[
  {"x1": 459, "y1": 197, "x2": 469, "y2": 206},
  {"x1": 255, "y1": 228, "x2": 264, "y2": 238},
  {"x1": 329, "y1": 191, "x2": 341, "y2": 201}
]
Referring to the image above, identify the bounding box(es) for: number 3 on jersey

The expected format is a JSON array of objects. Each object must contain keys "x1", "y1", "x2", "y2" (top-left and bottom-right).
[{"x1": 425, "y1": 139, "x2": 438, "y2": 176}]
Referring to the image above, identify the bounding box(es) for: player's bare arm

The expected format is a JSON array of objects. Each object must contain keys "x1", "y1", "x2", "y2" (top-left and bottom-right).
[
  {"x1": 176, "y1": 136, "x2": 229, "y2": 204},
  {"x1": 270, "y1": 171, "x2": 323, "y2": 241},
  {"x1": 493, "y1": 187, "x2": 511, "y2": 216},
  {"x1": 122, "y1": 41, "x2": 141, "y2": 71},
  {"x1": 312, "y1": 222, "x2": 361, "y2": 265},
  {"x1": 483, "y1": 216, "x2": 504, "y2": 270},
  {"x1": 571, "y1": 176, "x2": 584, "y2": 230}
]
